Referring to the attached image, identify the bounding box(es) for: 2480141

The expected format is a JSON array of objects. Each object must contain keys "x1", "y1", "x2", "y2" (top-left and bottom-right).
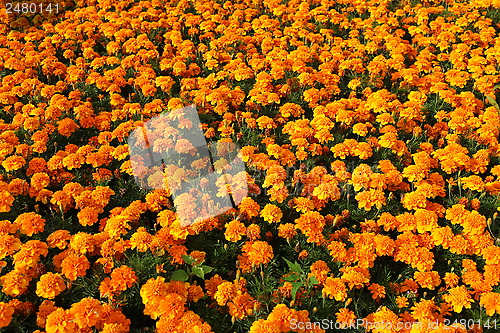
[{"x1": 5, "y1": 2, "x2": 60, "y2": 14}]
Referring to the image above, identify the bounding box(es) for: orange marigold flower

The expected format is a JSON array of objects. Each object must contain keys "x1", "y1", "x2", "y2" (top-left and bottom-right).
[
  {"x1": 69, "y1": 232, "x2": 95, "y2": 255},
  {"x1": 442, "y1": 285, "x2": 473, "y2": 313},
  {"x1": 214, "y1": 281, "x2": 237, "y2": 306},
  {"x1": 277, "y1": 223, "x2": 297, "y2": 240},
  {"x1": 140, "y1": 276, "x2": 168, "y2": 305},
  {"x1": 260, "y1": 204, "x2": 283, "y2": 223},
  {"x1": 77, "y1": 207, "x2": 99, "y2": 227},
  {"x1": 242, "y1": 241, "x2": 274, "y2": 266},
  {"x1": 0, "y1": 234, "x2": 21, "y2": 260},
  {"x1": 36, "y1": 273, "x2": 66, "y2": 299},
  {"x1": 0, "y1": 269, "x2": 31, "y2": 297},
  {"x1": 355, "y1": 189, "x2": 386, "y2": 211},
  {"x1": 70, "y1": 297, "x2": 103, "y2": 329},
  {"x1": 396, "y1": 296, "x2": 408, "y2": 308},
  {"x1": 238, "y1": 197, "x2": 261, "y2": 219},
  {"x1": 335, "y1": 307, "x2": 356, "y2": 329},
  {"x1": 368, "y1": 283, "x2": 386, "y2": 299},
  {"x1": 110, "y1": 265, "x2": 138, "y2": 292},
  {"x1": 47, "y1": 230, "x2": 72, "y2": 249},
  {"x1": 0, "y1": 302, "x2": 14, "y2": 328},
  {"x1": 323, "y1": 277, "x2": 347, "y2": 301},
  {"x1": 45, "y1": 308, "x2": 76, "y2": 333},
  {"x1": 479, "y1": 292, "x2": 500, "y2": 316},
  {"x1": 246, "y1": 223, "x2": 261, "y2": 241},
  {"x1": 57, "y1": 118, "x2": 79, "y2": 137},
  {"x1": 414, "y1": 271, "x2": 441, "y2": 290},
  {"x1": 60, "y1": 253, "x2": 90, "y2": 281},
  {"x1": 0, "y1": 190, "x2": 15, "y2": 212},
  {"x1": 30, "y1": 172, "x2": 50, "y2": 190},
  {"x1": 14, "y1": 212, "x2": 45, "y2": 236},
  {"x1": 130, "y1": 227, "x2": 153, "y2": 252},
  {"x1": 36, "y1": 299, "x2": 57, "y2": 328},
  {"x1": 2, "y1": 155, "x2": 26, "y2": 172},
  {"x1": 224, "y1": 220, "x2": 246, "y2": 242}
]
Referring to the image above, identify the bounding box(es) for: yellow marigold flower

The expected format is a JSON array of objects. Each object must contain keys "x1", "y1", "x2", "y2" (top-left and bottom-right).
[{"x1": 36, "y1": 273, "x2": 66, "y2": 299}]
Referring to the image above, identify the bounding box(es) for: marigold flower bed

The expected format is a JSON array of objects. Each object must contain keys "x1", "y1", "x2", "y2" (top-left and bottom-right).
[{"x1": 1, "y1": 0, "x2": 500, "y2": 332}]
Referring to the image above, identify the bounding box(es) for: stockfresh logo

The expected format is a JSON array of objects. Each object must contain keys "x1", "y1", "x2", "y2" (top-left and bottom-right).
[{"x1": 127, "y1": 104, "x2": 248, "y2": 227}]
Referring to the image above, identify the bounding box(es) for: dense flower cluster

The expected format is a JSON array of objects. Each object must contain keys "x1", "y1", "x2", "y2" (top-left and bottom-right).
[{"x1": 0, "y1": 0, "x2": 500, "y2": 331}]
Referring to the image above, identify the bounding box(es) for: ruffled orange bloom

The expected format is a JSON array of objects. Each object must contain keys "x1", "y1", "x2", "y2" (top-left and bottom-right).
[
  {"x1": 60, "y1": 253, "x2": 90, "y2": 281},
  {"x1": 323, "y1": 277, "x2": 347, "y2": 301},
  {"x1": 443, "y1": 285, "x2": 473, "y2": 313},
  {"x1": 480, "y1": 292, "x2": 500, "y2": 316},
  {"x1": 130, "y1": 227, "x2": 153, "y2": 252},
  {"x1": 242, "y1": 241, "x2": 274, "y2": 267},
  {"x1": 0, "y1": 302, "x2": 14, "y2": 328},
  {"x1": 30, "y1": 172, "x2": 50, "y2": 190},
  {"x1": 47, "y1": 230, "x2": 72, "y2": 249},
  {"x1": 335, "y1": 307, "x2": 356, "y2": 329},
  {"x1": 14, "y1": 212, "x2": 45, "y2": 236},
  {"x1": 260, "y1": 204, "x2": 283, "y2": 223},
  {"x1": 110, "y1": 265, "x2": 138, "y2": 292},
  {"x1": 0, "y1": 190, "x2": 15, "y2": 212},
  {"x1": 0, "y1": 269, "x2": 31, "y2": 297},
  {"x1": 57, "y1": 118, "x2": 79, "y2": 137},
  {"x1": 70, "y1": 297, "x2": 103, "y2": 329},
  {"x1": 45, "y1": 308, "x2": 76, "y2": 333},
  {"x1": 36, "y1": 273, "x2": 66, "y2": 299},
  {"x1": 224, "y1": 220, "x2": 246, "y2": 242},
  {"x1": 2, "y1": 155, "x2": 26, "y2": 171}
]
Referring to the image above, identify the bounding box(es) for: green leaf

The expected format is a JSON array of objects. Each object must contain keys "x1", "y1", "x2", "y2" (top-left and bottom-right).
[
  {"x1": 291, "y1": 281, "x2": 303, "y2": 299},
  {"x1": 171, "y1": 270, "x2": 189, "y2": 281},
  {"x1": 201, "y1": 265, "x2": 213, "y2": 274},
  {"x1": 283, "y1": 274, "x2": 301, "y2": 282},
  {"x1": 283, "y1": 258, "x2": 303, "y2": 274},
  {"x1": 182, "y1": 255, "x2": 196, "y2": 266},
  {"x1": 309, "y1": 275, "x2": 319, "y2": 285},
  {"x1": 493, "y1": 84, "x2": 500, "y2": 90},
  {"x1": 486, "y1": 95, "x2": 500, "y2": 111},
  {"x1": 192, "y1": 266, "x2": 205, "y2": 279}
]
